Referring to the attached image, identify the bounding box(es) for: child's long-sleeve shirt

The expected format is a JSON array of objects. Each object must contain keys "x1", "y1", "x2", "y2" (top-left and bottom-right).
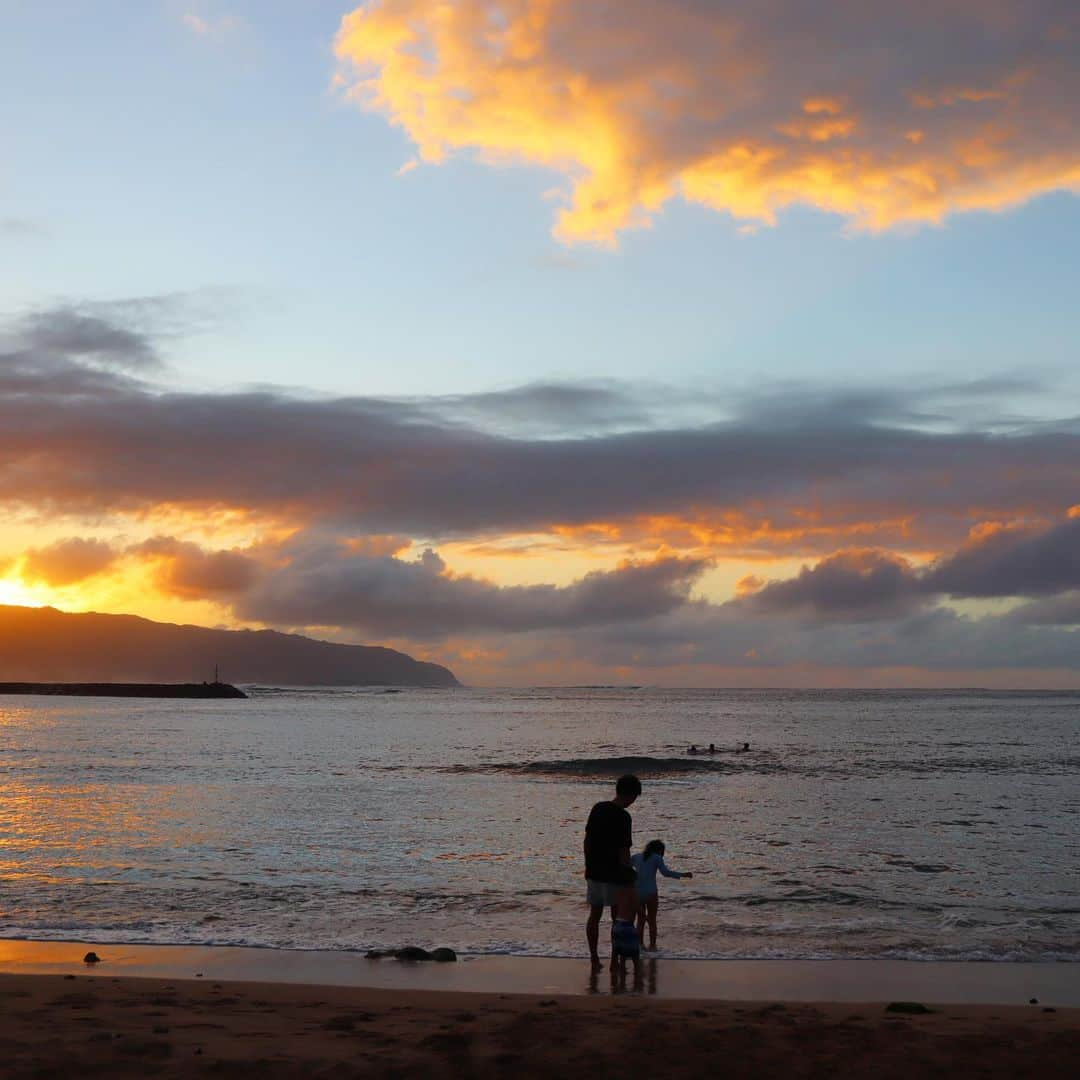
[{"x1": 630, "y1": 852, "x2": 687, "y2": 897}]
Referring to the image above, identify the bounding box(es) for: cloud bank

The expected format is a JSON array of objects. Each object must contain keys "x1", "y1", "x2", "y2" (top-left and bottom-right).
[
  {"x1": 4, "y1": 303, "x2": 1080, "y2": 555},
  {"x1": 5, "y1": 299, "x2": 1080, "y2": 681},
  {"x1": 336, "y1": 0, "x2": 1080, "y2": 244}
]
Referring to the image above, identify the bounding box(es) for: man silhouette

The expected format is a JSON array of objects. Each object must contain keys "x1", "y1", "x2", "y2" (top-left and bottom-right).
[{"x1": 583, "y1": 773, "x2": 642, "y2": 965}]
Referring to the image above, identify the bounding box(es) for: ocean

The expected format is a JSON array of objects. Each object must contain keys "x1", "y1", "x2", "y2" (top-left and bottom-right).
[{"x1": 1, "y1": 687, "x2": 1077, "y2": 962}]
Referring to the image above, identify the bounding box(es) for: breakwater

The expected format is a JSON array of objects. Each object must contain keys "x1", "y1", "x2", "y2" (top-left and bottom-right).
[{"x1": 0, "y1": 682, "x2": 247, "y2": 699}]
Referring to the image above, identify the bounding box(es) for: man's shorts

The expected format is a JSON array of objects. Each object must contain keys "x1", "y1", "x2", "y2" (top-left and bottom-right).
[
  {"x1": 586, "y1": 879, "x2": 617, "y2": 907},
  {"x1": 586, "y1": 867, "x2": 636, "y2": 907}
]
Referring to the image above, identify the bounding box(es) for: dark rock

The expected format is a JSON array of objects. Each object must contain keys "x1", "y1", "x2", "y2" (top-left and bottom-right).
[
  {"x1": 368, "y1": 944, "x2": 455, "y2": 962},
  {"x1": 394, "y1": 946, "x2": 433, "y2": 962},
  {"x1": 64, "y1": 975, "x2": 76, "y2": 980},
  {"x1": 885, "y1": 1002, "x2": 934, "y2": 1015},
  {"x1": 1043, "y1": 1007, "x2": 1057, "y2": 1013},
  {"x1": 83, "y1": 952, "x2": 101, "y2": 964},
  {"x1": 1029, "y1": 997, "x2": 1039, "y2": 1004}
]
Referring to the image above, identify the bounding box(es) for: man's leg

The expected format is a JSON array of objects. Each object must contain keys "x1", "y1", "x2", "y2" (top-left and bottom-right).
[{"x1": 586, "y1": 903, "x2": 603, "y2": 964}]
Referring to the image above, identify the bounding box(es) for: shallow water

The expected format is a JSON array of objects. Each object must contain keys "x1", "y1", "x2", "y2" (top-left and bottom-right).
[{"x1": 1, "y1": 687, "x2": 1077, "y2": 960}]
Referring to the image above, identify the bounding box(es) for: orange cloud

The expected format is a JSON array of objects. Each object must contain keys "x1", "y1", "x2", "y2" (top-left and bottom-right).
[
  {"x1": 20, "y1": 538, "x2": 118, "y2": 587},
  {"x1": 336, "y1": 1, "x2": 1079, "y2": 244},
  {"x1": 550, "y1": 508, "x2": 927, "y2": 559}
]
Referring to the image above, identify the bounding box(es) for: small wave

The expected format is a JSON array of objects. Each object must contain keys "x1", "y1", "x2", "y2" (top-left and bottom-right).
[{"x1": 443, "y1": 755, "x2": 744, "y2": 778}]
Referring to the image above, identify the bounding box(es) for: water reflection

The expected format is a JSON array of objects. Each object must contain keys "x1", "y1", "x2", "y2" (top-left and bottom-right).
[{"x1": 586, "y1": 958, "x2": 657, "y2": 995}]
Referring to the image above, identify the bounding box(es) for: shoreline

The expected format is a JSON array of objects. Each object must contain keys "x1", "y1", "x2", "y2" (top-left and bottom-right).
[{"x1": 3, "y1": 939, "x2": 1079, "y2": 1005}]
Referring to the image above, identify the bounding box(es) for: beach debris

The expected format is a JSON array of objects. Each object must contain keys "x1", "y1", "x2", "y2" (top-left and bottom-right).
[
  {"x1": 1029, "y1": 997, "x2": 1039, "y2": 1004},
  {"x1": 885, "y1": 1002, "x2": 934, "y2": 1015},
  {"x1": 83, "y1": 951, "x2": 101, "y2": 964},
  {"x1": 1043, "y1": 1007, "x2": 1057, "y2": 1013},
  {"x1": 364, "y1": 945, "x2": 458, "y2": 962}
]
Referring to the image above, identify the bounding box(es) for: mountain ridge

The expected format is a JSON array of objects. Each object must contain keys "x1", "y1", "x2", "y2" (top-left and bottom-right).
[{"x1": 0, "y1": 605, "x2": 460, "y2": 688}]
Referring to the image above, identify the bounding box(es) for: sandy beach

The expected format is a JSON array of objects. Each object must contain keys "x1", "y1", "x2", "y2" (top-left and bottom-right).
[
  {"x1": 2, "y1": 971, "x2": 1078, "y2": 1078},
  {"x1": 2, "y1": 942, "x2": 1079, "y2": 1077}
]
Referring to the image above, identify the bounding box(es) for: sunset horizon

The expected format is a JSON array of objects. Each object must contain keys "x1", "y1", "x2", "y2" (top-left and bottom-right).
[{"x1": 2, "y1": 4, "x2": 1079, "y2": 1072}]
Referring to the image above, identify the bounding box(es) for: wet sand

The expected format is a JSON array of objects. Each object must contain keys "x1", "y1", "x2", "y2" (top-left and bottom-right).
[
  {"x1": 3, "y1": 939, "x2": 1080, "y2": 1005},
  {"x1": 1, "y1": 971, "x2": 1078, "y2": 1078}
]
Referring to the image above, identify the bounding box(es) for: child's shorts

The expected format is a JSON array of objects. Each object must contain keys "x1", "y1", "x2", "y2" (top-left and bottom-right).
[{"x1": 611, "y1": 919, "x2": 640, "y2": 960}]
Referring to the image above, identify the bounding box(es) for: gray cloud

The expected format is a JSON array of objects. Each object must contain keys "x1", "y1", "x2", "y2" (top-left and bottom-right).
[
  {"x1": 234, "y1": 540, "x2": 707, "y2": 637},
  {"x1": 3, "y1": 304, "x2": 1080, "y2": 550},
  {"x1": 735, "y1": 516, "x2": 1080, "y2": 623},
  {"x1": 1005, "y1": 591, "x2": 1080, "y2": 626},
  {"x1": 743, "y1": 550, "x2": 927, "y2": 621},
  {"x1": 925, "y1": 518, "x2": 1080, "y2": 597},
  {"x1": 551, "y1": 598, "x2": 1080, "y2": 675},
  {"x1": 16, "y1": 307, "x2": 161, "y2": 371}
]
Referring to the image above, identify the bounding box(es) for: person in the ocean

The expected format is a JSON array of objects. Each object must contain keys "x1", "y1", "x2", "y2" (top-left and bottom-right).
[
  {"x1": 708, "y1": 743, "x2": 717, "y2": 754},
  {"x1": 687, "y1": 745, "x2": 698, "y2": 755},
  {"x1": 631, "y1": 839, "x2": 693, "y2": 951},
  {"x1": 584, "y1": 773, "x2": 642, "y2": 966},
  {"x1": 739, "y1": 741, "x2": 750, "y2": 752}
]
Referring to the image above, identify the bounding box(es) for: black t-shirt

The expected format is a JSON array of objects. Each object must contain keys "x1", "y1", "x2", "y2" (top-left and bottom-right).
[{"x1": 584, "y1": 800, "x2": 633, "y2": 883}]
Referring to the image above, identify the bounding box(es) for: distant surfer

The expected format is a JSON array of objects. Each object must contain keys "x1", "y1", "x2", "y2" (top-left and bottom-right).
[
  {"x1": 687, "y1": 745, "x2": 699, "y2": 755},
  {"x1": 708, "y1": 743, "x2": 717, "y2": 754},
  {"x1": 738, "y1": 742, "x2": 750, "y2": 752}
]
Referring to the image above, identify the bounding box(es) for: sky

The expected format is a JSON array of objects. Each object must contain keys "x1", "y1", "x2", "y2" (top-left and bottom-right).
[{"x1": 1, "y1": 0, "x2": 1079, "y2": 686}]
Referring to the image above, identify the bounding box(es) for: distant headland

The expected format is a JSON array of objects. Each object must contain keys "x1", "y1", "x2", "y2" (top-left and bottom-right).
[
  {"x1": 0, "y1": 681, "x2": 247, "y2": 699},
  {"x1": 0, "y1": 605, "x2": 460, "y2": 689}
]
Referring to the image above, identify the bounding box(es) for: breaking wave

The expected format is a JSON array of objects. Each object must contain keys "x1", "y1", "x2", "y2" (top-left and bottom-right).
[{"x1": 442, "y1": 755, "x2": 752, "y2": 778}]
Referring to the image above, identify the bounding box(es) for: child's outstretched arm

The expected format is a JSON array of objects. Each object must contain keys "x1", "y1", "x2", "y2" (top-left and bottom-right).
[{"x1": 658, "y1": 857, "x2": 693, "y2": 880}]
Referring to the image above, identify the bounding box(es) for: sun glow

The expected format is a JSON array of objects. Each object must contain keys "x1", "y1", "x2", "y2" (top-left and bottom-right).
[{"x1": 0, "y1": 578, "x2": 48, "y2": 609}]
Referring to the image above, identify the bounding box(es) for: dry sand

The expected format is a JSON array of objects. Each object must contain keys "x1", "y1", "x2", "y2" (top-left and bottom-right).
[{"x1": 2, "y1": 972, "x2": 1078, "y2": 1078}]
